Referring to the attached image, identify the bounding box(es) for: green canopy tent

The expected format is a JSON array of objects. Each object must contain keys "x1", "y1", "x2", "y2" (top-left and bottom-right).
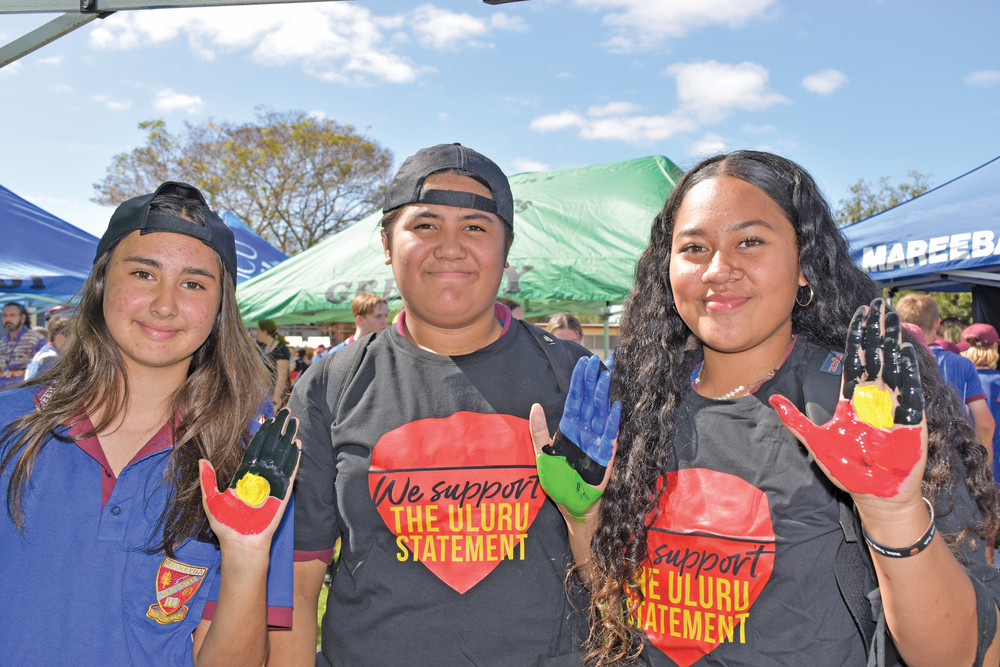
[{"x1": 237, "y1": 155, "x2": 682, "y2": 338}]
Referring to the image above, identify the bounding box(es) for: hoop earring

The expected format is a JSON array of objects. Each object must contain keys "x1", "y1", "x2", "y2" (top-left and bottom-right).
[{"x1": 796, "y1": 284, "x2": 814, "y2": 307}]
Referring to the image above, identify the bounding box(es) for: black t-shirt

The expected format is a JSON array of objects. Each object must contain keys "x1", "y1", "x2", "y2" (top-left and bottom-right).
[
  {"x1": 289, "y1": 320, "x2": 590, "y2": 665},
  {"x1": 638, "y1": 336, "x2": 1000, "y2": 666},
  {"x1": 260, "y1": 340, "x2": 290, "y2": 383},
  {"x1": 637, "y1": 338, "x2": 864, "y2": 666}
]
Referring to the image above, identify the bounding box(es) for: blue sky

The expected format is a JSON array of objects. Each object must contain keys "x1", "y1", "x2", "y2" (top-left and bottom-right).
[{"x1": 1, "y1": 0, "x2": 998, "y2": 239}]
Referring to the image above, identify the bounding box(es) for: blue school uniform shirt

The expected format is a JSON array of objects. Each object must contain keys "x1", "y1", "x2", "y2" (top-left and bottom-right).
[
  {"x1": 0, "y1": 386, "x2": 293, "y2": 665},
  {"x1": 975, "y1": 368, "x2": 1000, "y2": 484}
]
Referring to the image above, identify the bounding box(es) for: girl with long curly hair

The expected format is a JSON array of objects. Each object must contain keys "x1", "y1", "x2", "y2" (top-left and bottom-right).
[
  {"x1": 0, "y1": 182, "x2": 297, "y2": 665},
  {"x1": 579, "y1": 151, "x2": 1000, "y2": 666}
]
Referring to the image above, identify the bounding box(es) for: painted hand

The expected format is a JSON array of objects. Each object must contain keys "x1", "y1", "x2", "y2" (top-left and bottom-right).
[
  {"x1": 200, "y1": 408, "x2": 301, "y2": 535},
  {"x1": 769, "y1": 299, "x2": 925, "y2": 498},
  {"x1": 533, "y1": 355, "x2": 621, "y2": 521}
]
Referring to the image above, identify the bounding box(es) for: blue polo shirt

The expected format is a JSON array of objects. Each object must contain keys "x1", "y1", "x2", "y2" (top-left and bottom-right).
[
  {"x1": 0, "y1": 387, "x2": 293, "y2": 665},
  {"x1": 930, "y1": 345, "x2": 987, "y2": 406}
]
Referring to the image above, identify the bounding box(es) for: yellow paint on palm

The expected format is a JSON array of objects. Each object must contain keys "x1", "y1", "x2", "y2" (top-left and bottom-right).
[
  {"x1": 854, "y1": 385, "x2": 895, "y2": 430},
  {"x1": 234, "y1": 472, "x2": 270, "y2": 506}
]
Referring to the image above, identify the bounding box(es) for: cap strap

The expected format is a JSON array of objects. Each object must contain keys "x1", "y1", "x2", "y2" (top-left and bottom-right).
[
  {"x1": 415, "y1": 189, "x2": 499, "y2": 217},
  {"x1": 141, "y1": 212, "x2": 212, "y2": 241}
]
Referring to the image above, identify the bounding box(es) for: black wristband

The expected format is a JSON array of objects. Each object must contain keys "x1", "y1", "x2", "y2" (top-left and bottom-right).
[{"x1": 862, "y1": 497, "x2": 936, "y2": 558}]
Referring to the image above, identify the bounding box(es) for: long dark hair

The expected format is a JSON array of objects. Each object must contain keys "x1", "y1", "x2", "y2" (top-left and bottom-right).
[
  {"x1": 2, "y1": 188, "x2": 270, "y2": 554},
  {"x1": 590, "y1": 150, "x2": 999, "y2": 664}
]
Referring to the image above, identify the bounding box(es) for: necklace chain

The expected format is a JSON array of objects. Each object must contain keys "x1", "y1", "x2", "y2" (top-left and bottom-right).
[{"x1": 695, "y1": 337, "x2": 795, "y2": 400}]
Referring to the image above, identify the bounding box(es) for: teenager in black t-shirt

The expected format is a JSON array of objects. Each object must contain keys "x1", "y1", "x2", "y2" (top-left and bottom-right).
[{"x1": 577, "y1": 151, "x2": 1000, "y2": 666}]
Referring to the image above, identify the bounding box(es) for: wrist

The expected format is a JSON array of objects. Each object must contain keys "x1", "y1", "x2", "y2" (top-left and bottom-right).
[{"x1": 860, "y1": 497, "x2": 935, "y2": 558}]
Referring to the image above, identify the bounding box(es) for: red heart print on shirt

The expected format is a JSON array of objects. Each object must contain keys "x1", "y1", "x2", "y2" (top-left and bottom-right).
[
  {"x1": 369, "y1": 412, "x2": 545, "y2": 594},
  {"x1": 630, "y1": 468, "x2": 776, "y2": 667}
]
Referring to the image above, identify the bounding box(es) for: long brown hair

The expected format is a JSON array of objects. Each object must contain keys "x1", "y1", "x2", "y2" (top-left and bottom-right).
[{"x1": 2, "y1": 193, "x2": 270, "y2": 555}]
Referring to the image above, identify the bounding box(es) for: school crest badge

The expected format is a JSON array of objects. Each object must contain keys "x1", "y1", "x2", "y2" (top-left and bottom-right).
[{"x1": 146, "y1": 557, "x2": 208, "y2": 625}]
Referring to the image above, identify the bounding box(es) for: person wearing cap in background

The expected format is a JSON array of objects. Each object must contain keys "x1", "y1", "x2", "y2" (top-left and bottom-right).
[
  {"x1": 275, "y1": 144, "x2": 599, "y2": 665},
  {"x1": 896, "y1": 294, "x2": 996, "y2": 451},
  {"x1": 0, "y1": 182, "x2": 299, "y2": 664},
  {"x1": 0, "y1": 301, "x2": 47, "y2": 390},
  {"x1": 962, "y1": 323, "x2": 1000, "y2": 477}
]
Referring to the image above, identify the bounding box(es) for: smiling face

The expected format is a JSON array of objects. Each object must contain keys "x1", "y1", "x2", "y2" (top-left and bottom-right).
[
  {"x1": 103, "y1": 230, "x2": 222, "y2": 380},
  {"x1": 669, "y1": 176, "x2": 805, "y2": 358},
  {"x1": 383, "y1": 172, "x2": 508, "y2": 332}
]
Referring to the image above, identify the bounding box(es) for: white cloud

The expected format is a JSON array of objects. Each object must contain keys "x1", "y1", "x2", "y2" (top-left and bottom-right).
[
  {"x1": 307, "y1": 110, "x2": 327, "y2": 121},
  {"x1": 965, "y1": 70, "x2": 1000, "y2": 87},
  {"x1": 574, "y1": 0, "x2": 776, "y2": 52},
  {"x1": 511, "y1": 158, "x2": 551, "y2": 173},
  {"x1": 153, "y1": 88, "x2": 204, "y2": 114},
  {"x1": 588, "y1": 101, "x2": 639, "y2": 117},
  {"x1": 411, "y1": 4, "x2": 525, "y2": 51},
  {"x1": 38, "y1": 55, "x2": 63, "y2": 66},
  {"x1": 92, "y1": 93, "x2": 131, "y2": 112},
  {"x1": 690, "y1": 133, "x2": 728, "y2": 156},
  {"x1": 531, "y1": 104, "x2": 696, "y2": 145},
  {"x1": 668, "y1": 60, "x2": 788, "y2": 124},
  {"x1": 86, "y1": 3, "x2": 519, "y2": 85},
  {"x1": 530, "y1": 111, "x2": 587, "y2": 133},
  {"x1": 802, "y1": 68, "x2": 848, "y2": 95},
  {"x1": 530, "y1": 59, "x2": 785, "y2": 145},
  {"x1": 0, "y1": 61, "x2": 21, "y2": 77}
]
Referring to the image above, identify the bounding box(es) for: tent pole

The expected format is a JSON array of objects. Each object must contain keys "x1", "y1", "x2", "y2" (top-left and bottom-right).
[{"x1": 603, "y1": 301, "x2": 610, "y2": 358}]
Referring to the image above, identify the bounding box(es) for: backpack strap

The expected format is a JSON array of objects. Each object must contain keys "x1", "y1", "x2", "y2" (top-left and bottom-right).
[
  {"x1": 516, "y1": 318, "x2": 574, "y2": 394},
  {"x1": 800, "y1": 348, "x2": 882, "y2": 660},
  {"x1": 322, "y1": 331, "x2": 377, "y2": 426}
]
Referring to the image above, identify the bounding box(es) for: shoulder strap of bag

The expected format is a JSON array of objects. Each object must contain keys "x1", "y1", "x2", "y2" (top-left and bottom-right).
[
  {"x1": 799, "y1": 349, "x2": 880, "y2": 657},
  {"x1": 516, "y1": 318, "x2": 573, "y2": 394},
  {"x1": 322, "y1": 331, "x2": 377, "y2": 426}
]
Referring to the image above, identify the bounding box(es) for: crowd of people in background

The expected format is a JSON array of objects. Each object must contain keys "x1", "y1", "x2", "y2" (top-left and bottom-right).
[{"x1": 3, "y1": 146, "x2": 1000, "y2": 666}]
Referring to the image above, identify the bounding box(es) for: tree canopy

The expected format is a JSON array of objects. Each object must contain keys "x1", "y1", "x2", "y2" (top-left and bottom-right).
[
  {"x1": 834, "y1": 170, "x2": 931, "y2": 226},
  {"x1": 93, "y1": 109, "x2": 393, "y2": 254}
]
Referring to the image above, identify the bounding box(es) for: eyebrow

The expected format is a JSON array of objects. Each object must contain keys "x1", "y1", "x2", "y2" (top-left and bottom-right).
[
  {"x1": 674, "y1": 219, "x2": 775, "y2": 238},
  {"x1": 121, "y1": 256, "x2": 219, "y2": 281},
  {"x1": 408, "y1": 208, "x2": 499, "y2": 223}
]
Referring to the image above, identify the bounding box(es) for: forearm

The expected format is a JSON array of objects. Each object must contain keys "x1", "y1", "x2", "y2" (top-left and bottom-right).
[
  {"x1": 267, "y1": 560, "x2": 326, "y2": 666},
  {"x1": 562, "y1": 504, "x2": 600, "y2": 591},
  {"x1": 860, "y1": 501, "x2": 992, "y2": 666},
  {"x1": 273, "y1": 361, "x2": 290, "y2": 405},
  {"x1": 195, "y1": 545, "x2": 271, "y2": 667},
  {"x1": 976, "y1": 424, "x2": 995, "y2": 461}
]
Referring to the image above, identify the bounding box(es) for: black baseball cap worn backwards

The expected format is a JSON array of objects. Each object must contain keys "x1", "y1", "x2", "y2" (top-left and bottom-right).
[
  {"x1": 383, "y1": 143, "x2": 514, "y2": 233},
  {"x1": 95, "y1": 181, "x2": 237, "y2": 283}
]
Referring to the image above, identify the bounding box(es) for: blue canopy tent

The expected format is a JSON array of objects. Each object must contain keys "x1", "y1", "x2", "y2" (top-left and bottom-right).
[
  {"x1": 842, "y1": 155, "x2": 1000, "y2": 329},
  {"x1": 220, "y1": 211, "x2": 288, "y2": 284},
  {"x1": 0, "y1": 182, "x2": 98, "y2": 307},
  {"x1": 842, "y1": 155, "x2": 1000, "y2": 292}
]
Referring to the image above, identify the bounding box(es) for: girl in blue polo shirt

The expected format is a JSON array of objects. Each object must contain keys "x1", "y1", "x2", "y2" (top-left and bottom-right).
[{"x1": 0, "y1": 182, "x2": 297, "y2": 665}]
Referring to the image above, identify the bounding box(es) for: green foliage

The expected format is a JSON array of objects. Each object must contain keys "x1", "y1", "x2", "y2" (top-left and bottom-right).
[
  {"x1": 892, "y1": 290, "x2": 974, "y2": 331},
  {"x1": 834, "y1": 170, "x2": 932, "y2": 226},
  {"x1": 93, "y1": 108, "x2": 393, "y2": 254}
]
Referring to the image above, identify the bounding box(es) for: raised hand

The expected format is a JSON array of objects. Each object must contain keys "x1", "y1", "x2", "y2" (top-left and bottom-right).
[
  {"x1": 200, "y1": 408, "x2": 301, "y2": 536},
  {"x1": 769, "y1": 299, "x2": 925, "y2": 499},
  {"x1": 531, "y1": 355, "x2": 621, "y2": 521}
]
